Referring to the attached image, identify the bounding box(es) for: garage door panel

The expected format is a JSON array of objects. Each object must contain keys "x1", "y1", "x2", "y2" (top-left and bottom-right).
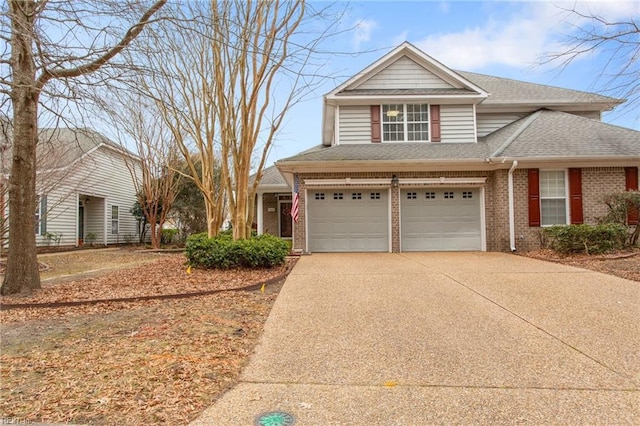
[
  {"x1": 401, "y1": 188, "x2": 482, "y2": 251},
  {"x1": 308, "y1": 189, "x2": 389, "y2": 252}
]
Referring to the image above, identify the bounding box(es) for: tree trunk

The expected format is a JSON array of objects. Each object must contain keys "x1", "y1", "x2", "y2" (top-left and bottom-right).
[{"x1": 2, "y1": 1, "x2": 40, "y2": 295}]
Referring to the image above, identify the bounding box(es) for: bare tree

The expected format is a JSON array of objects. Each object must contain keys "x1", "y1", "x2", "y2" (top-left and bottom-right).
[
  {"x1": 139, "y1": 0, "x2": 344, "y2": 241},
  {"x1": 102, "y1": 93, "x2": 181, "y2": 249},
  {"x1": 542, "y1": 6, "x2": 639, "y2": 122},
  {"x1": 0, "y1": 0, "x2": 166, "y2": 295},
  {"x1": 138, "y1": 2, "x2": 228, "y2": 238}
]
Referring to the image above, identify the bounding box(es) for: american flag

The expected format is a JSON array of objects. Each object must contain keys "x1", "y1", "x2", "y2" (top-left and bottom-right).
[{"x1": 291, "y1": 174, "x2": 299, "y2": 223}]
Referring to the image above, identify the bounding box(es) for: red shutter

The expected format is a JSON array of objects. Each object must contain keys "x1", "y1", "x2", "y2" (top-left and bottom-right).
[
  {"x1": 371, "y1": 105, "x2": 381, "y2": 143},
  {"x1": 625, "y1": 167, "x2": 639, "y2": 225},
  {"x1": 528, "y1": 169, "x2": 541, "y2": 227},
  {"x1": 430, "y1": 104, "x2": 441, "y2": 142},
  {"x1": 568, "y1": 168, "x2": 583, "y2": 224}
]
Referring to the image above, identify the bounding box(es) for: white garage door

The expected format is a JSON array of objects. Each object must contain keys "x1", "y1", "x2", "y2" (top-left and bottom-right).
[
  {"x1": 308, "y1": 189, "x2": 389, "y2": 252},
  {"x1": 401, "y1": 188, "x2": 482, "y2": 251}
]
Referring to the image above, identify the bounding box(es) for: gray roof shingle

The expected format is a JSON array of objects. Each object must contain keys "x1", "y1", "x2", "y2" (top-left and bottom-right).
[
  {"x1": 253, "y1": 164, "x2": 287, "y2": 186},
  {"x1": 457, "y1": 71, "x2": 621, "y2": 106},
  {"x1": 278, "y1": 142, "x2": 490, "y2": 163},
  {"x1": 496, "y1": 110, "x2": 640, "y2": 158}
]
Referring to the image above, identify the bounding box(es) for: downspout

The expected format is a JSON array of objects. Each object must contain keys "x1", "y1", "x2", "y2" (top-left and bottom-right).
[{"x1": 508, "y1": 160, "x2": 518, "y2": 252}]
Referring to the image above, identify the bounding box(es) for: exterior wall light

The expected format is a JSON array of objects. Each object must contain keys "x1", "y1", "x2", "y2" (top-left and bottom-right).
[{"x1": 391, "y1": 175, "x2": 399, "y2": 188}]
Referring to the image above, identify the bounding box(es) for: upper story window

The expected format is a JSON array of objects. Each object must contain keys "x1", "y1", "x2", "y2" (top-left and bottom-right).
[
  {"x1": 540, "y1": 170, "x2": 567, "y2": 226},
  {"x1": 382, "y1": 104, "x2": 429, "y2": 142}
]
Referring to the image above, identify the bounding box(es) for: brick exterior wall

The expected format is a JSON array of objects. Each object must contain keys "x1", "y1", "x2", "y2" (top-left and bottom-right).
[
  {"x1": 582, "y1": 168, "x2": 626, "y2": 223},
  {"x1": 391, "y1": 185, "x2": 400, "y2": 252},
  {"x1": 512, "y1": 167, "x2": 629, "y2": 252},
  {"x1": 287, "y1": 167, "x2": 630, "y2": 253},
  {"x1": 262, "y1": 193, "x2": 278, "y2": 236}
]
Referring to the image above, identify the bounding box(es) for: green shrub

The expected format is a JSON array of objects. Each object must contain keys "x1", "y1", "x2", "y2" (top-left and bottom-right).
[
  {"x1": 185, "y1": 232, "x2": 289, "y2": 269},
  {"x1": 161, "y1": 228, "x2": 178, "y2": 244},
  {"x1": 542, "y1": 223, "x2": 627, "y2": 254}
]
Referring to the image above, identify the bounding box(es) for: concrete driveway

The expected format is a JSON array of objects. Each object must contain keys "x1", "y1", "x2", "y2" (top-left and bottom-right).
[{"x1": 192, "y1": 252, "x2": 639, "y2": 425}]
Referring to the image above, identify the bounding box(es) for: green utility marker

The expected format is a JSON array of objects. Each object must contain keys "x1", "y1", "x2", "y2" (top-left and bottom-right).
[{"x1": 255, "y1": 411, "x2": 296, "y2": 426}]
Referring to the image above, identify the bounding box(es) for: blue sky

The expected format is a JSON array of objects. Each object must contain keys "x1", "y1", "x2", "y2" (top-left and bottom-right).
[{"x1": 266, "y1": 0, "x2": 640, "y2": 165}]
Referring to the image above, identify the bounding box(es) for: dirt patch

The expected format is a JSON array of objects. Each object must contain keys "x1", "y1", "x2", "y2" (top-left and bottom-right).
[
  {"x1": 0, "y1": 257, "x2": 293, "y2": 425},
  {"x1": 522, "y1": 249, "x2": 640, "y2": 282}
]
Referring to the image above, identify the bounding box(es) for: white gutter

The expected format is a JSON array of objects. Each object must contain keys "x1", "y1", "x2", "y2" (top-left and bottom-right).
[{"x1": 508, "y1": 160, "x2": 518, "y2": 252}]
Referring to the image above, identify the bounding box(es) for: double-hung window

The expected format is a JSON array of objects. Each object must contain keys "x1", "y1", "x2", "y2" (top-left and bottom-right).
[
  {"x1": 382, "y1": 104, "x2": 429, "y2": 142},
  {"x1": 540, "y1": 170, "x2": 567, "y2": 226}
]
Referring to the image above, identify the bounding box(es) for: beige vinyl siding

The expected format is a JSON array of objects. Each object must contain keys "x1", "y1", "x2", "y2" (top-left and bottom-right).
[
  {"x1": 440, "y1": 105, "x2": 476, "y2": 143},
  {"x1": 338, "y1": 105, "x2": 371, "y2": 144},
  {"x1": 32, "y1": 145, "x2": 141, "y2": 247},
  {"x1": 476, "y1": 113, "x2": 524, "y2": 137},
  {"x1": 78, "y1": 148, "x2": 140, "y2": 244},
  {"x1": 85, "y1": 198, "x2": 105, "y2": 243},
  {"x1": 34, "y1": 185, "x2": 78, "y2": 247},
  {"x1": 357, "y1": 57, "x2": 454, "y2": 90}
]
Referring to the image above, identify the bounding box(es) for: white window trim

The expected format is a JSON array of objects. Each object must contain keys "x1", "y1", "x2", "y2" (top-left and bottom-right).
[
  {"x1": 111, "y1": 205, "x2": 119, "y2": 235},
  {"x1": 35, "y1": 195, "x2": 42, "y2": 236},
  {"x1": 381, "y1": 103, "x2": 430, "y2": 143},
  {"x1": 539, "y1": 169, "x2": 570, "y2": 227}
]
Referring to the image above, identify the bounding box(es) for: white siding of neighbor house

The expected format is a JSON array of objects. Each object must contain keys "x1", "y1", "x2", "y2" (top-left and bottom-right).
[
  {"x1": 338, "y1": 105, "x2": 371, "y2": 144},
  {"x1": 34, "y1": 184, "x2": 78, "y2": 247},
  {"x1": 357, "y1": 57, "x2": 455, "y2": 90},
  {"x1": 33, "y1": 145, "x2": 141, "y2": 247},
  {"x1": 476, "y1": 113, "x2": 524, "y2": 137},
  {"x1": 440, "y1": 105, "x2": 476, "y2": 143}
]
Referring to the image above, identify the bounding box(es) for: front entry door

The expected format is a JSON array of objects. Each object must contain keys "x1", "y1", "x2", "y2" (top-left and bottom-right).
[{"x1": 280, "y1": 202, "x2": 292, "y2": 238}]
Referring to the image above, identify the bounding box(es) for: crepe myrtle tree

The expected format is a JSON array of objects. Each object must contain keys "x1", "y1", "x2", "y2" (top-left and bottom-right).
[
  {"x1": 139, "y1": 0, "x2": 346, "y2": 240},
  {"x1": 0, "y1": 0, "x2": 167, "y2": 295}
]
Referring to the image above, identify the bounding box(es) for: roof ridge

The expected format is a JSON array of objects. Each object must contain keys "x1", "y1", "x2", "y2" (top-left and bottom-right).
[{"x1": 489, "y1": 110, "x2": 544, "y2": 158}]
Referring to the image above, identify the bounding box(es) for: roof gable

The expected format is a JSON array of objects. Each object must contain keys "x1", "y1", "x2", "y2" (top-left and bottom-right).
[
  {"x1": 356, "y1": 56, "x2": 456, "y2": 90},
  {"x1": 327, "y1": 42, "x2": 488, "y2": 98}
]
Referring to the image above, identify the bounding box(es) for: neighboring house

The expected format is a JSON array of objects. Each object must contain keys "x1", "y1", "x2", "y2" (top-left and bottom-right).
[
  {"x1": 257, "y1": 42, "x2": 640, "y2": 253},
  {"x1": 1, "y1": 127, "x2": 143, "y2": 249}
]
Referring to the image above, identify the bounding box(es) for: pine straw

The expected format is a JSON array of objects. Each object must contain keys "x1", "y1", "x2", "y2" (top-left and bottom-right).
[{"x1": 0, "y1": 256, "x2": 292, "y2": 424}]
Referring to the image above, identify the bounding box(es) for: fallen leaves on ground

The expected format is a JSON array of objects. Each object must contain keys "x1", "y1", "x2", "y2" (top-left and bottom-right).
[
  {"x1": 1, "y1": 285, "x2": 283, "y2": 425},
  {"x1": 0, "y1": 255, "x2": 292, "y2": 425},
  {"x1": 522, "y1": 249, "x2": 640, "y2": 282},
  {"x1": 1, "y1": 254, "x2": 294, "y2": 317}
]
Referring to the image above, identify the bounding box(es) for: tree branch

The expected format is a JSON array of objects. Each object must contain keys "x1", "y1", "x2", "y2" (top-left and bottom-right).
[{"x1": 37, "y1": 0, "x2": 166, "y2": 87}]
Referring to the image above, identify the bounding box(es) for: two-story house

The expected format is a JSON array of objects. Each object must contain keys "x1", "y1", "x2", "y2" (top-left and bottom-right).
[{"x1": 256, "y1": 42, "x2": 640, "y2": 253}]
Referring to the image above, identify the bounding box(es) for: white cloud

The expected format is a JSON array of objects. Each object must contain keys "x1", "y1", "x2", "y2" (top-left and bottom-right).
[
  {"x1": 412, "y1": 1, "x2": 639, "y2": 71},
  {"x1": 352, "y1": 18, "x2": 378, "y2": 48}
]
